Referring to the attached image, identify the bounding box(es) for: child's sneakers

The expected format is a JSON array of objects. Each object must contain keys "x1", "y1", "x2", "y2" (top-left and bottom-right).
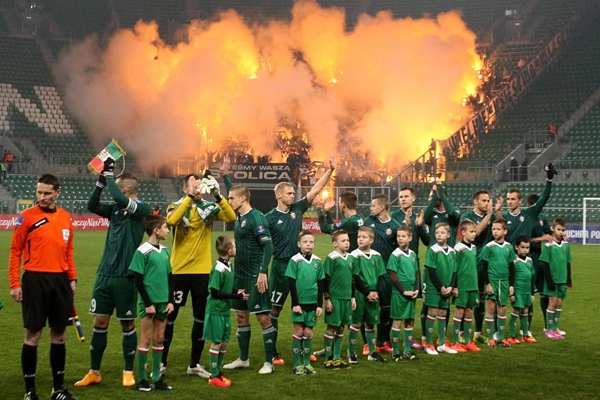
[
  {"x1": 304, "y1": 365, "x2": 317, "y2": 375},
  {"x1": 545, "y1": 330, "x2": 565, "y2": 340},
  {"x1": 348, "y1": 352, "x2": 358, "y2": 364},
  {"x1": 272, "y1": 355, "x2": 285, "y2": 365},
  {"x1": 450, "y1": 343, "x2": 467, "y2": 353},
  {"x1": 411, "y1": 339, "x2": 425, "y2": 350},
  {"x1": 367, "y1": 353, "x2": 388, "y2": 363},
  {"x1": 376, "y1": 342, "x2": 393, "y2": 354},
  {"x1": 208, "y1": 375, "x2": 232, "y2": 387},
  {"x1": 521, "y1": 335, "x2": 538, "y2": 343},
  {"x1": 362, "y1": 344, "x2": 370, "y2": 356},
  {"x1": 135, "y1": 379, "x2": 152, "y2": 392},
  {"x1": 309, "y1": 354, "x2": 317, "y2": 362},
  {"x1": 487, "y1": 339, "x2": 497, "y2": 348},
  {"x1": 498, "y1": 339, "x2": 512, "y2": 348},
  {"x1": 507, "y1": 337, "x2": 521, "y2": 345},
  {"x1": 436, "y1": 344, "x2": 458, "y2": 354},
  {"x1": 293, "y1": 366, "x2": 305, "y2": 376},
  {"x1": 474, "y1": 332, "x2": 488, "y2": 344},
  {"x1": 425, "y1": 345, "x2": 438, "y2": 355},
  {"x1": 464, "y1": 341, "x2": 481, "y2": 352}
]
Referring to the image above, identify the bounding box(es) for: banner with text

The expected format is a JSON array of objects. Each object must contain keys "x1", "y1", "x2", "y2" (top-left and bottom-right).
[
  {"x1": 209, "y1": 163, "x2": 292, "y2": 184},
  {"x1": 0, "y1": 215, "x2": 111, "y2": 230}
]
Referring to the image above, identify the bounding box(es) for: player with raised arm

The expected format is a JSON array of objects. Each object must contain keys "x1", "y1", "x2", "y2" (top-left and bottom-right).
[
  {"x1": 223, "y1": 186, "x2": 276, "y2": 374},
  {"x1": 160, "y1": 172, "x2": 235, "y2": 379},
  {"x1": 76, "y1": 159, "x2": 150, "y2": 388},
  {"x1": 423, "y1": 183, "x2": 461, "y2": 246},
  {"x1": 314, "y1": 191, "x2": 364, "y2": 251},
  {"x1": 265, "y1": 163, "x2": 333, "y2": 365},
  {"x1": 498, "y1": 163, "x2": 556, "y2": 245}
]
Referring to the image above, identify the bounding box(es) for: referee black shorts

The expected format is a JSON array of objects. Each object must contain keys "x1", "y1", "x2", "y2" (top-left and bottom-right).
[
  {"x1": 172, "y1": 274, "x2": 209, "y2": 319},
  {"x1": 22, "y1": 271, "x2": 73, "y2": 331}
]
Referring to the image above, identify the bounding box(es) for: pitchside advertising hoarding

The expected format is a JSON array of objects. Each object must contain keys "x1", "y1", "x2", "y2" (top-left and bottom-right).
[{"x1": 0, "y1": 214, "x2": 598, "y2": 243}]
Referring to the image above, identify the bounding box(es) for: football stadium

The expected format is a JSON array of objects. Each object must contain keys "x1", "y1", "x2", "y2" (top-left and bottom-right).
[{"x1": 0, "y1": 0, "x2": 598, "y2": 399}]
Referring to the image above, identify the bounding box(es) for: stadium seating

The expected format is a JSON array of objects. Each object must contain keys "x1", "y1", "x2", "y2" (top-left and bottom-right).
[
  {"x1": 559, "y1": 102, "x2": 600, "y2": 168},
  {"x1": 3, "y1": 174, "x2": 167, "y2": 214},
  {"x1": 461, "y1": 17, "x2": 600, "y2": 166}
]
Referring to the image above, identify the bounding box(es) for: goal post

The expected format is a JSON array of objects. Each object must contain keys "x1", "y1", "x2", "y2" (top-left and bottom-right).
[{"x1": 582, "y1": 198, "x2": 600, "y2": 245}]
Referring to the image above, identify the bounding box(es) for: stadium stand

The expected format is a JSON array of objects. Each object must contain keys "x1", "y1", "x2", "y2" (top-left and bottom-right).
[
  {"x1": 3, "y1": 174, "x2": 166, "y2": 214},
  {"x1": 559, "y1": 102, "x2": 600, "y2": 169},
  {"x1": 112, "y1": 0, "x2": 185, "y2": 41},
  {"x1": 459, "y1": 16, "x2": 600, "y2": 167}
]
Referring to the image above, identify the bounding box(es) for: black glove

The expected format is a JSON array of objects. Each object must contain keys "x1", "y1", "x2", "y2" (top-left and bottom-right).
[
  {"x1": 102, "y1": 157, "x2": 115, "y2": 177},
  {"x1": 96, "y1": 174, "x2": 107, "y2": 189},
  {"x1": 544, "y1": 163, "x2": 557, "y2": 180}
]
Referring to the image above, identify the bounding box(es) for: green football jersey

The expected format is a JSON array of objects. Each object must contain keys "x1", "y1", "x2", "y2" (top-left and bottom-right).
[
  {"x1": 424, "y1": 244, "x2": 456, "y2": 295},
  {"x1": 364, "y1": 215, "x2": 401, "y2": 264},
  {"x1": 128, "y1": 242, "x2": 171, "y2": 303},
  {"x1": 318, "y1": 211, "x2": 364, "y2": 251},
  {"x1": 265, "y1": 198, "x2": 310, "y2": 261},
  {"x1": 503, "y1": 181, "x2": 552, "y2": 244},
  {"x1": 460, "y1": 210, "x2": 494, "y2": 255},
  {"x1": 514, "y1": 256, "x2": 534, "y2": 295},
  {"x1": 386, "y1": 248, "x2": 419, "y2": 292},
  {"x1": 530, "y1": 212, "x2": 552, "y2": 254},
  {"x1": 350, "y1": 248, "x2": 386, "y2": 290},
  {"x1": 480, "y1": 241, "x2": 516, "y2": 281},
  {"x1": 206, "y1": 260, "x2": 235, "y2": 315},
  {"x1": 423, "y1": 186, "x2": 461, "y2": 247},
  {"x1": 285, "y1": 253, "x2": 325, "y2": 304},
  {"x1": 453, "y1": 242, "x2": 478, "y2": 292},
  {"x1": 390, "y1": 208, "x2": 430, "y2": 254},
  {"x1": 539, "y1": 240, "x2": 571, "y2": 284},
  {"x1": 324, "y1": 251, "x2": 358, "y2": 300},
  {"x1": 234, "y1": 208, "x2": 273, "y2": 279},
  {"x1": 88, "y1": 177, "x2": 151, "y2": 277}
]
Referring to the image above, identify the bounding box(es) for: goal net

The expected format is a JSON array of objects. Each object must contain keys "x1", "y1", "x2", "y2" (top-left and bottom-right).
[{"x1": 583, "y1": 198, "x2": 600, "y2": 245}]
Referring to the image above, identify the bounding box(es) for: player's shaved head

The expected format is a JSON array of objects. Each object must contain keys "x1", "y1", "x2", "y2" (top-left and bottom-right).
[
  {"x1": 274, "y1": 181, "x2": 294, "y2": 194},
  {"x1": 116, "y1": 173, "x2": 139, "y2": 194},
  {"x1": 230, "y1": 185, "x2": 251, "y2": 201}
]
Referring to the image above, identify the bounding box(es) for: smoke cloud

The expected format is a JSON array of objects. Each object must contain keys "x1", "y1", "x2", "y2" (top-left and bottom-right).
[{"x1": 54, "y1": 0, "x2": 481, "y2": 173}]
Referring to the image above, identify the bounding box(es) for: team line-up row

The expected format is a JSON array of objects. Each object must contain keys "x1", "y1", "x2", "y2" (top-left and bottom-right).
[{"x1": 8, "y1": 161, "x2": 568, "y2": 398}]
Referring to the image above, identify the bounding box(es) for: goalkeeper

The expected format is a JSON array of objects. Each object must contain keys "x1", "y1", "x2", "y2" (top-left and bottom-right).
[{"x1": 160, "y1": 172, "x2": 236, "y2": 379}]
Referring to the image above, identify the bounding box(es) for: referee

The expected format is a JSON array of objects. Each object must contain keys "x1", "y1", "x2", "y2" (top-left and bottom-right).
[{"x1": 9, "y1": 174, "x2": 78, "y2": 400}]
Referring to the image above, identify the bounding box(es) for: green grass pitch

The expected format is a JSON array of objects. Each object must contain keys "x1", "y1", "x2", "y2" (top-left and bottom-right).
[{"x1": 0, "y1": 230, "x2": 597, "y2": 399}]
